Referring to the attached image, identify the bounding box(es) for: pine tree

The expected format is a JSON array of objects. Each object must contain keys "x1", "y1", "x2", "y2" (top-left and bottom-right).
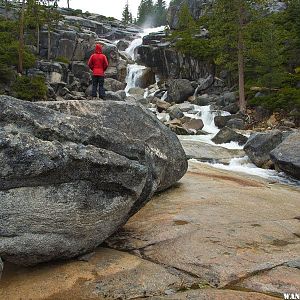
[
  {"x1": 137, "y1": 0, "x2": 154, "y2": 27},
  {"x1": 40, "y1": 0, "x2": 61, "y2": 60},
  {"x1": 208, "y1": 0, "x2": 266, "y2": 113},
  {"x1": 18, "y1": 0, "x2": 26, "y2": 73},
  {"x1": 122, "y1": 1, "x2": 132, "y2": 24},
  {"x1": 154, "y1": 0, "x2": 167, "y2": 26}
]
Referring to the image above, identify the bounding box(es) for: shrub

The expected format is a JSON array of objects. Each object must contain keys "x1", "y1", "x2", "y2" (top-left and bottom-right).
[
  {"x1": 55, "y1": 56, "x2": 70, "y2": 64},
  {"x1": 12, "y1": 75, "x2": 47, "y2": 101},
  {"x1": 0, "y1": 62, "x2": 14, "y2": 84},
  {"x1": 249, "y1": 87, "x2": 300, "y2": 112}
]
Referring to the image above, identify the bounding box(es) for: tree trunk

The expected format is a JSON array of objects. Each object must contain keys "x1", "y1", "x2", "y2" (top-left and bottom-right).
[
  {"x1": 18, "y1": 0, "x2": 26, "y2": 74},
  {"x1": 238, "y1": 5, "x2": 246, "y2": 114},
  {"x1": 4, "y1": 0, "x2": 8, "y2": 20},
  {"x1": 47, "y1": 27, "x2": 51, "y2": 60},
  {"x1": 67, "y1": 0, "x2": 69, "y2": 9},
  {"x1": 37, "y1": 25, "x2": 40, "y2": 55}
]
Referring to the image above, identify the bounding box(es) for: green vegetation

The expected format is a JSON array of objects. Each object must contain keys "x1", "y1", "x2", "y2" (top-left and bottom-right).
[
  {"x1": 55, "y1": 56, "x2": 70, "y2": 64},
  {"x1": 171, "y1": 0, "x2": 300, "y2": 114},
  {"x1": 136, "y1": 0, "x2": 167, "y2": 27},
  {"x1": 12, "y1": 75, "x2": 47, "y2": 101},
  {"x1": 121, "y1": 2, "x2": 133, "y2": 24}
]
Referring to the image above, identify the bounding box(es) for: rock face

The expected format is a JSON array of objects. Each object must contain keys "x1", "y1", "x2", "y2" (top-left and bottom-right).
[
  {"x1": 0, "y1": 96, "x2": 187, "y2": 266},
  {"x1": 167, "y1": 79, "x2": 195, "y2": 103},
  {"x1": 244, "y1": 130, "x2": 284, "y2": 168},
  {"x1": 137, "y1": 45, "x2": 214, "y2": 81},
  {"x1": 167, "y1": 0, "x2": 213, "y2": 29},
  {"x1": 270, "y1": 131, "x2": 300, "y2": 179}
]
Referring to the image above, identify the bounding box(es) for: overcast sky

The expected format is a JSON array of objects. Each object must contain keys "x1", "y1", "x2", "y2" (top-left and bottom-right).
[{"x1": 59, "y1": 0, "x2": 171, "y2": 20}]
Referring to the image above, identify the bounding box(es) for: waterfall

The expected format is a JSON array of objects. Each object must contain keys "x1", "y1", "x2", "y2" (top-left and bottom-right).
[
  {"x1": 125, "y1": 64, "x2": 147, "y2": 94},
  {"x1": 161, "y1": 91, "x2": 168, "y2": 101},
  {"x1": 125, "y1": 26, "x2": 165, "y2": 94}
]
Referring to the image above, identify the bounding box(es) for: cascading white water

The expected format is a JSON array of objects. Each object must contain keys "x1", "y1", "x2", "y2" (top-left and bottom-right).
[
  {"x1": 125, "y1": 64, "x2": 147, "y2": 94},
  {"x1": 161, "y1": 91, "x2": 168, "y2": 101},
  {"x1": 125, "y1": 26, "x2": 165, "y2": 94}
]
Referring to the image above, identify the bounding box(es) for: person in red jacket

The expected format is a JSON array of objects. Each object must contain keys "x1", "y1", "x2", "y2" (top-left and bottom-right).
[{"x1": 88, "y1": 44, "x2": 109, "y2": 99}]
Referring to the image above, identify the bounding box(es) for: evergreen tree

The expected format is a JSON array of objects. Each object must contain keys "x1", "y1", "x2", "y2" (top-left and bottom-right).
[
  {"x1": 208, "y1": 0, "x2": 267, "y2": 113},
  {"x1": 137, "y1": 0, "x2": 154, "y2": 27},
  {"x1": 154, "y1": 0, "x2": 167, "y2": 26},
  {"x1": 40, "y1": 0, "x2": 61, "y2": 60},
  {"x1": 122, "y1": 1, "x2": 132, "y2": 24}
]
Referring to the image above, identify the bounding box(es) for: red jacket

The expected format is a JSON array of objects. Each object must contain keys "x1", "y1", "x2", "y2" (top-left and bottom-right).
[{"x1": 88, "y1": 44, "x2": 109, "y2": 76}]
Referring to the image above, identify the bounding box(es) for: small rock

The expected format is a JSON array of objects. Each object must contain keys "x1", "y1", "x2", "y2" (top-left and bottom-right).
[
  {"x1": 223, "y1": 103, "x2": 239, "y2": 114},
  {"x1": 212, "y1": 127, "x2": 248, "y2": 146},
  {"x1": 227, "y1": 118, "x2": 245, "y2": 130},
  {"x1": 156, "y1": 99, "x2": 171, "y2": 112},
  {"x1": 214, "y1": 115, "x2": 232, "y2": 129},
  {"x1": 183, "y1": 119, "x2": 204, "y2": 131},
  {"x1": 169, "y1": 106, "x2": 184, "y2": 120}
]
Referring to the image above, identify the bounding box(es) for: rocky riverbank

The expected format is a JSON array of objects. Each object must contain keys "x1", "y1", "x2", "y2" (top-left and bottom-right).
[{"x1": 1, "y1": 161, "x2": 299, "y2": 299}]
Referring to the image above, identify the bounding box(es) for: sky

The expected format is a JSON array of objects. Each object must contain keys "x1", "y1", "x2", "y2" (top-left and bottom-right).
[{"x1": 59, "y1": 0, "x2": 171, "y2": 21}]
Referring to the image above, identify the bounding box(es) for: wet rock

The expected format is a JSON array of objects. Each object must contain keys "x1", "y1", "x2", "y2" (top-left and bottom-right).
[
  {"x1": 107, "y1": 161, "x2": 300, "y2": 289},
  {"x1": 0, "y1": 96, "x2": 187, "y2": 266},
  {"x1": 183, "y1": 119, "x2": 204, "y2": 131},
  {"x1": 169, "y1": 106, "x2": 184, "y2": 120},
  {"x1": 176, "y1": 103, "x2": 194, "y2": 112},
  {"x1": 117, "y1": 40, "x2": 130, "y2": 51},
  {"x1": 270, "y1": 131, "x2": 300, "y2": 179},
  {"x1": 128, "y1": 87, "x2": 145, "y2": 96},
  {"x1": 244, "y1": 130, "x2": 284, "y2": 168},
  {"x1": 149, "y1": 289, "x2": 278, "y2": 299},
  {"x1": 0, "y1": 247, "x2": 197, "y2": 300},
  {"x1": 156, "y1": 99, "x2": 171, "y2": 112},
  {"x1": 214, "y1": 115, "x2": 232, "y2": 129},
  {"x1": 104, "y1": 78, "x2": 126, "y2": 92},
  {"x1": 226, "y1": 118, "x2": 245, "y2": 130},
  {"x1": 193, "y1": 95, "x2": 213, "y2": 106},
  {"x1": 223, "y1": 103, "x2": 239, "y2": 114},
  {"x1": 196, "y1": 75, "x2": 214, "y2": 92},
  {"x1": 180, "y1": 139, "x2": 245, "y2": 163},
  {"x1": 170, "y1": 125, "x2": 192, "y2": 135},
  {"x1": 167, "y1": 79, "x2": 195, "y2": 104},
  {"x1": 223, "y1": 91, "x2": 236, "y2": 104},
  {"x1": 236, "y1": 266, "x2": 300, "y2": 297},
  {"x1": 212, "y1": 127, "x2": 248, "y2": 146},
  {"x1": 135, "y1": 67, "x2": 156, "y2": 89}
]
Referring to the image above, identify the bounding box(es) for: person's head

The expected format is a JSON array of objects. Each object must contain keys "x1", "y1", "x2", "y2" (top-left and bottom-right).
[{"x1": 95, "y1": 44, "x2": 102, "y2": 54}]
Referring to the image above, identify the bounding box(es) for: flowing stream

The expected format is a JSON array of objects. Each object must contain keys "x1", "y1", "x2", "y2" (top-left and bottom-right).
[{"x1": 124, "y1": 29, "x2": 300, "y2": 186}]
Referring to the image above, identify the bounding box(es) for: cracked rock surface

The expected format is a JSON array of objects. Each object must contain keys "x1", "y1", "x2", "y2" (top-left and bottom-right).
[
  {"x1": 0, "y1": 96, "x2": 187, "y2": 266},
  {"x1": 0, "y1": 162, "x2": 299, "y2": 299}
]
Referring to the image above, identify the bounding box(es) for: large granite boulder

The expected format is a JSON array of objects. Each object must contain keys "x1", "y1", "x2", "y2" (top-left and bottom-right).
[
  {"x1": 0, "y1": 96, "x2": 187, "y2": 266},
  {"x1": 104, "y1": 78, "x2": 126, "y2": 92},
  {"x1": 270, "y1": 131, "x2": 300, "y2": 179},
  {"x1": 167, "y1": 79, "x2": 195, "y2": 104},
  {"x1": 244, "y1": 130, "x2": 285, "y2": 168}
]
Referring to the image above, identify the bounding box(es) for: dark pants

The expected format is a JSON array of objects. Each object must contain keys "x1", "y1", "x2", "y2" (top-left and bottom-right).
[{"x1": 92, "y1": 76, "x2": 105, "y2": 98}]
